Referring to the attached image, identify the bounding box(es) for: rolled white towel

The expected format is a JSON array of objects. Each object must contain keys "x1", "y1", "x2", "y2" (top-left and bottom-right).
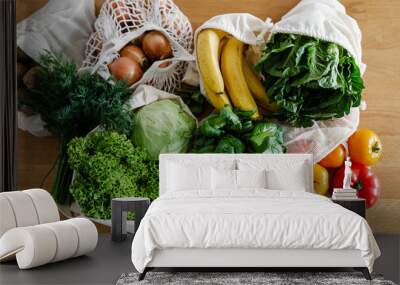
[{"x1": 0, "y1": 218, "x2": 98, "y2": 269}]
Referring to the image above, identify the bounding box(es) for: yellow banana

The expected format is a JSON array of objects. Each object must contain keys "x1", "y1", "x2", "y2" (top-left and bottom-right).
[
  {"x1": 218, "y1": 37, "x2": 228, "y2": 65},
  {"x1": 242, "y1": 58, "x2": 278, "y2": 112},
  {"x1": 221, "y1": 38, "x2": 260, "y2": 120},
  {"x1": 203, "y1": 84, "x2": 231, "y2": 110},
  {"x1": 212, "y1": 29, "x2": 228, "y2": 39},
  {"x1": 197, "y1": 29, "x2": 225, "y2": 95}
]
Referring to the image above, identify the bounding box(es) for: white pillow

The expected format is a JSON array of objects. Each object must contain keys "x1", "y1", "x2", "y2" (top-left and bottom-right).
[
  {"x1": 236, "y1": 169, "x2": 267, "y2": 189},
  {"x1": 237, "y1": 158, "x2": 308, "y2": 192},
  {"x1": 266, "y1": 168, "x2": 307, "y2": 192},
  {"x1": 167, "y1": 163, "x2": 212, "y2": 191},
  {"x1": 212, "y1": 169, "x2": 268, "y2": 191},
  {"x1": 212, "y1": 168, "x2": 237, "y2": 190}
]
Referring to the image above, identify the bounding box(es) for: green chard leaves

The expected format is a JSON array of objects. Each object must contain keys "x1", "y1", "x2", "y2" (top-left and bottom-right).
[{"x1": 255, "y1": 33, "x2": 364, "y2": 127}]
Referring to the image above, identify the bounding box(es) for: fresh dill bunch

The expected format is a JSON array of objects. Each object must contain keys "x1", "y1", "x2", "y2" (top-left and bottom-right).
[
  {"x1": 21, "y1": 52, "x2": 133, "y2": 140},
  {"x1": 20, "y1": 52, "x2": 134, "y2": 204}
]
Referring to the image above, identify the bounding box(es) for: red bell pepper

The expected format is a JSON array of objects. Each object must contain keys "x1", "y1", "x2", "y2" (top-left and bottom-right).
[{"x1": 333, "y1": 162, "x2": 381, "y2": 208}]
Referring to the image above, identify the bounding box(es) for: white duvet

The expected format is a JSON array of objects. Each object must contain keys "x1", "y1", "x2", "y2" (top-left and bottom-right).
[{"x1": 131, "y1": 190, "x2": 380, "y2": 273}]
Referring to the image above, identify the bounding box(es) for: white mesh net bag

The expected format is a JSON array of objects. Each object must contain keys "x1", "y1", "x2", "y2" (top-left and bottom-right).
[
  {"x1": 82, "y1": 0, "x2": 194, "y2": 92},
  {"x1": 270, "y1": 0, "x2": 364, "y2": 162}
]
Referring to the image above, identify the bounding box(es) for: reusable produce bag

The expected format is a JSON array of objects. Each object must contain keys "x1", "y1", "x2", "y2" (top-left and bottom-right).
[
  {"x1": 17, "y1": 0, "x2": 96, "y2": 137},
  {"x1": 17, "y1": 0, "x2": 96, "y2": 65},
  {"x1": 270, "y1": 0, "x2": 364, "y2": 162},
  {"x1": 194, "y1": 13, "x2": 273, "y2": 95},
  {"x1": 82, "y1": 0, "x2": 194, "y2": 92},
  {"x1": 194, "y1": 0, "x2": 364, "y2": 162},
  {"x1": 126, "y1": 84, "x2": 197, "y2": 120}
]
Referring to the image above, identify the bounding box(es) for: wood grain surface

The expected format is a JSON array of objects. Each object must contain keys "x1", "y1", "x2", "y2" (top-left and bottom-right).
[{"x1": 16, "y1": 0, "x2": 400, "y2": 234}]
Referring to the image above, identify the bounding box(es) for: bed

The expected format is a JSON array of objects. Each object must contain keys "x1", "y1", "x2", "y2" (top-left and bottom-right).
[{"x1": 131, "y1": 154, "x2": 380, "y2": 280}]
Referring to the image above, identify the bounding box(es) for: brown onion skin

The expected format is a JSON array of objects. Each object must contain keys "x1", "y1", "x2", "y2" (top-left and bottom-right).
[
  {"x1": 110, "y1": 1, "x2": 131, "y2": 23},
  {"x1": 108, "y1": 57, "x2": 143, "y2": 86},
  {"x1": 120, "y1": 45, "x2": 148, "y2": 69},
  {"x1": 142, "y1": 31, "x2": 172, "y2": 60},
  {"x1": 23, "y1": 66, "x2": 42, "y2": 90},
  {"x1": 158, "y1": 61, "x2": 172, "y2": 68}
]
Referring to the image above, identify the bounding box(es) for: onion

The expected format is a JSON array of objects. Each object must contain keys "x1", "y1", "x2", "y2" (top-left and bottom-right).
[
  {"x1": 108, "y1": 57, "x2": 143, "y2": 86},
  {"x1": 142, "y1": 31, "x2": 172, "y2": 60},
  {"x1": 158, "y1": 61, "x2": 172, "y2": 68},
  {"x1": 109, "y1": 1, "x2": 131, "y2": 23},
  {"x1": 120, "y1": 45, "x2": 149, "y2": 69},
  {"x1": 23, "y1": 66, "x2": 42, "y2": 90}
]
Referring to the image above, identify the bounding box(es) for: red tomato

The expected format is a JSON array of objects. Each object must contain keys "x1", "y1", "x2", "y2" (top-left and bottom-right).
[{"x1": 333, "y1": 162, "x2": 381, "y2": 208}]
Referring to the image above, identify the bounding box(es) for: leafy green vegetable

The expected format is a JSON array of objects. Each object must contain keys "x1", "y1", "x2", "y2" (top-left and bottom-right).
[
  {"x1": 132, "y1": 100, "x2": 196, "y2": 160},
  {"x1": 174, "y1": 84, "x2": 211, "y2": 116},
  {"x1": 247, "y1": 122, "x2": 285, "y2": 153},
  {"x1": 192, "y1": 106, "x2": 285, "y2": 154},
  {"x1": 255, "y1": 33, "x2": 364, "y2": 127},
  {"x1": 20, "y1": 52, "x2": 133, "y2": 204},
  {"x1": 68, "y1": 131, "x2": 158, "y2": 219},
  {"x1": 215, "y1": 135, "x2": 245, "y2": 153}
]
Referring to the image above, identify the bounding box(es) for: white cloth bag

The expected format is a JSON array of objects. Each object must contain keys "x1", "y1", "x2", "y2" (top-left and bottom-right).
[
  {"x1": 17, "y1": 0, "x2": 97, "y2": 137},
  {"x1": 193, "y1": 1, "x2": 364, "y2": 162},
  {"x1": 82, "y1": 0, "x2": 194, "y2": 92},
  {"x1": 17, "y1": 0, "x2": 96, "y2": 65},
  {"x1": 271, "y1": 0, "x2": 364, "y2": 162},
  {"x1": 126, "y1": 84, "x2": 197, "y2": 123},
  {"x1": 194, "y1": 13, "x2": 273, "y2": 95}
]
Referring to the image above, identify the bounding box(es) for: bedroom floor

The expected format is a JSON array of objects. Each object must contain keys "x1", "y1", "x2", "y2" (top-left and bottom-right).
[{"x1": 0, "y1": 234, "x2": 398, "y2": 285}]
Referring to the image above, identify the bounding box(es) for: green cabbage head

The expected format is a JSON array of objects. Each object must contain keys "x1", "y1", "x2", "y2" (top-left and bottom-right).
[{"x1": 132, "y1": 100, "x2": 196, "y2": 160}]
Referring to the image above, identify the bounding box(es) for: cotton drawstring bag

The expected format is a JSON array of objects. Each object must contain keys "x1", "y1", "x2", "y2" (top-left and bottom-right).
[
  {"x1": 17, "y1": 0, "x2": 97, "y2": 137},
  {"x1": 81, "y1": 0, "x2": 195, "y2": 92},
  {"x1": 193, "y1": 0, "x2": 364, "y2": 162},
  {"x1": 270, "y1": 0, "x2": 364, "y2": 162},
  {"x1": 194, "y1": 13, "x2": 273, "y2": 96},
  {"x1": 17, "y1": 0, "x2": 96, "y2": 65}
]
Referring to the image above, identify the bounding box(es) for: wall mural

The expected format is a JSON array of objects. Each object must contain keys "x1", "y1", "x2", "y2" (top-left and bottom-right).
[{"x1": 15, "y1": 0, "x2": 399, "y2": 234}]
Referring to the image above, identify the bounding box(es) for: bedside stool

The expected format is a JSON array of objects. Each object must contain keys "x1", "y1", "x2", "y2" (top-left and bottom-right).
[
  {"x1": 332, "y1": 198, "x2": 366, "y2": 218},
  {"x1": 111, "y1": 197, "x2": 150, "y2": 242}
]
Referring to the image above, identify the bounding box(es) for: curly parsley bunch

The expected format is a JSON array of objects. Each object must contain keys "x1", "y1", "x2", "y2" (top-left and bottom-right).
[{"x1": 68, "y1": 131, "x2": 158, "y2": 219}]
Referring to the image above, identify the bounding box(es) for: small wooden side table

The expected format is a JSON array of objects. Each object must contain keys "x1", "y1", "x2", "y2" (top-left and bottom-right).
[
  {"x1": 111, "y1": 197, "x2": 150, "y2": 242},
  {"x1": 332, "y1": 198, "x2": 366, "y2": 218}
]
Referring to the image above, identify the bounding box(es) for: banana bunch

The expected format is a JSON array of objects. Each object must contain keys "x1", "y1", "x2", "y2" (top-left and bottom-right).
[{"x1": 196, "y1": 28, "x2": 276, "y2": 120}]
